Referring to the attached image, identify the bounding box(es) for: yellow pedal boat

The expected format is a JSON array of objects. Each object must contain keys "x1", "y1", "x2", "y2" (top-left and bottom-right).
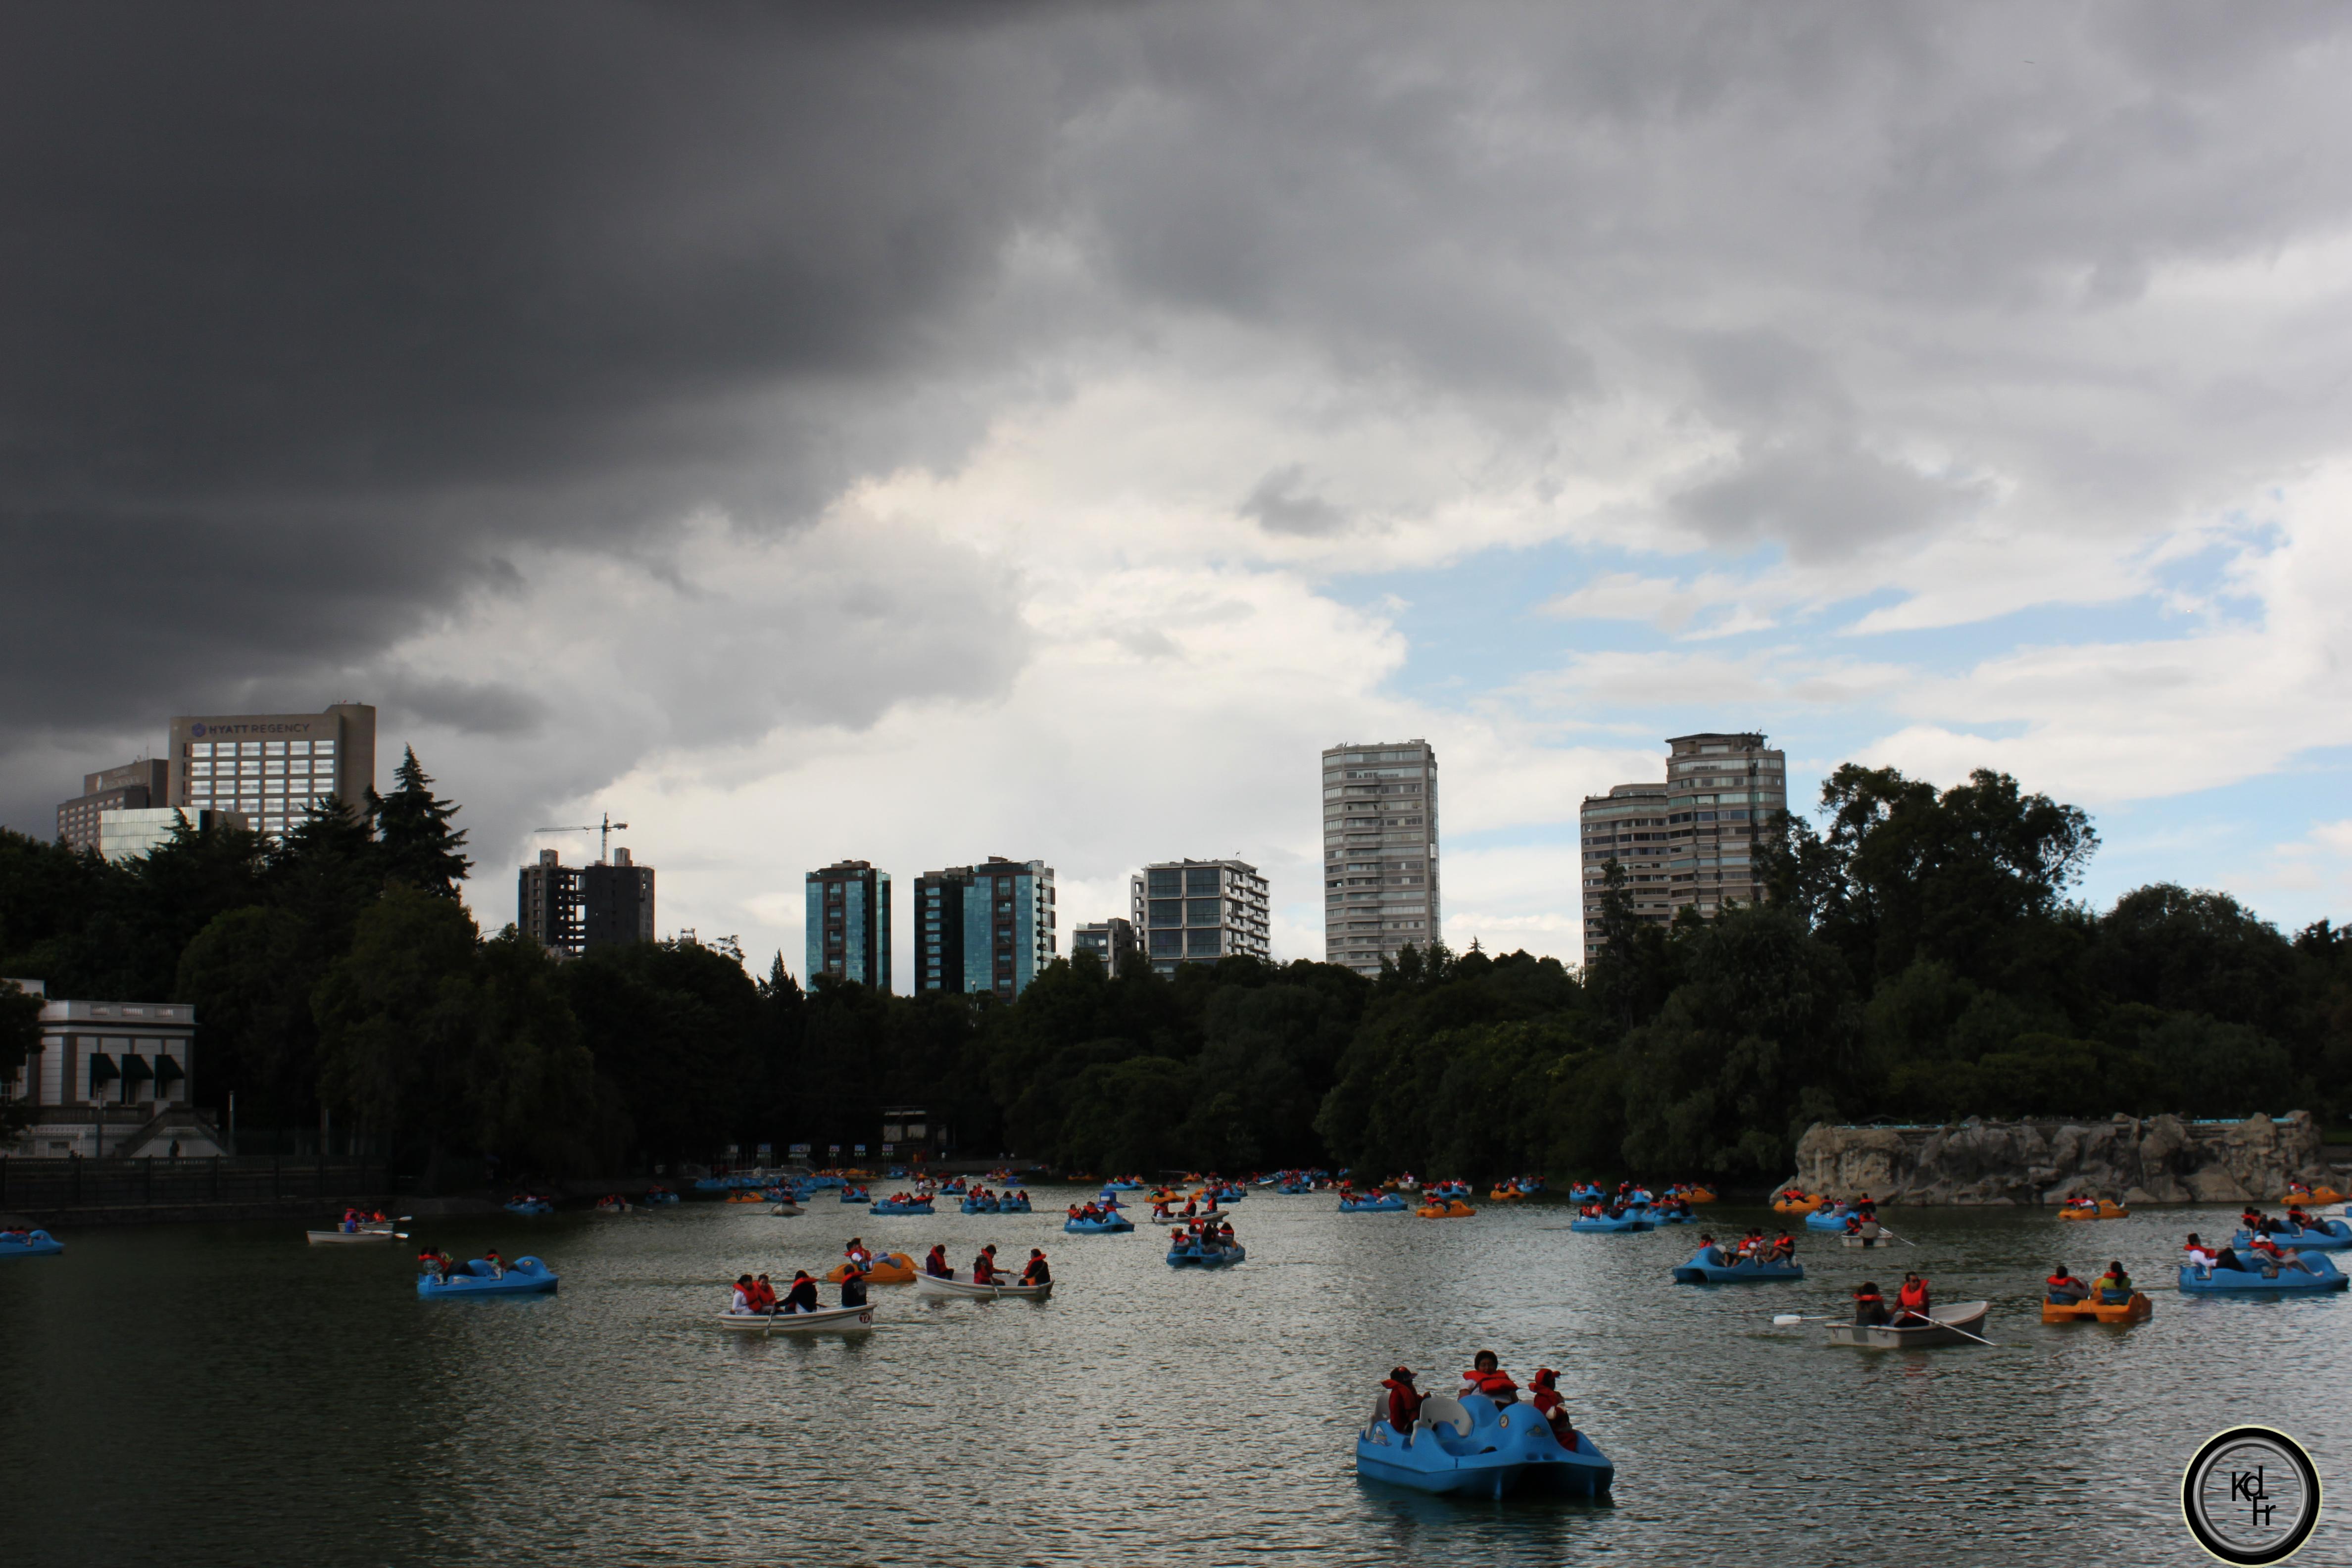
[
  {"x1": 2058, "y1": 1200, "x2": 2129, "y2": 1221},
  {"x1": 2042, "y1": 1291, "x2": 2152, "y2": 1324},
  {"x1": 1418, "y1": 1200, "x2": 1477, "y2": 1219},
  {"x1": 824, "y1": 1251, "x2": 917, "y2": 1285},
  {"x1": 1772, "y1": 1192, "x2": 1827, "y2": 1215}
]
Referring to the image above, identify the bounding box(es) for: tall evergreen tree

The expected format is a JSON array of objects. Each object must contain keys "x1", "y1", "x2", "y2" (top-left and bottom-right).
[{"x1": 371, "y1": 747, "x2": 471, "y2": 896}]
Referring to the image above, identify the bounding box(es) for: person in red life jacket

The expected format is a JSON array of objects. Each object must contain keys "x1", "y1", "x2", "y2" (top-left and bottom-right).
[
  {"x1": 1020, "y1": 1249, "x2": 1051, "y2": 1286},
  {"x1": 1381, "y1": 1367, "x2": 1423, "y2": 1433},
  {"x1": 1768, "y1": 1229, "x2": 1797, "y2": 1265},
  {"x1": 2287, "y1": 1204, "x2": 2311, "y2": 1228},
  {"x1": 925, "y1": 1245, "x2": 953, "y2": 1278},
  {"x1": 1217, "y1": 1220, "x2": 1237, "y2": 1248},
  {"x1": 1460, "y1": 1350, "x2": 1518, "y2": 1405},
  {"x1": 1894, "y1": 1272, "x2": 1931, "y2": 1322},
  {"x1": 2045, "y1": 1264, "x2": 2090, "y2": 1304},
  {"x1": 1067, "y1": 1204, "x2": 1083, "y2": 1222},
  {"x1": 782, "y1": 1271, "x2": 819, "y2": 1314},
  {"x1": 751, "y1": 1273, "x2": 778, "y2": 1312},
  {"x1": 418, "y1": 1248, "x2": 452, "y2": 1284},
  {"x1": 844, "y1": 1237, "x2": 874, "y2": 1273},
  {"x1": 731, "y1": 1274, "x2": 757, "y2": 1314},
  {"x1": 971, "y1": 1245, "x2": 1000, "y2": 1285},
  {"x1": 1528, "y1": 1368, "x2": 1575, "y2": 1446},
  {"x1": 1852, "y1": 1282, "x2": 1889, "y2": 1326},
  {"x1": 483, "y1": 1248, "x2": 506, "y2": 1280},
  {"x1": 1855, "y1": 1193, "x2": 1877, "y2": 1220}
]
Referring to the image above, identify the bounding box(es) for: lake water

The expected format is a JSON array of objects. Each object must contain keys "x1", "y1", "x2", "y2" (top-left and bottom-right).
[{"x1": 3, "y1": 1189, "x2": 2345, "y2": 1566}]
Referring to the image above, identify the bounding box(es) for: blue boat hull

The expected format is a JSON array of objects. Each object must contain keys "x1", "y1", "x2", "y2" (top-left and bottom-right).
[
  {"x1": 871, "y1": 1201, "x2": 934, "y2": 1216},
  {"x1": 0, "y1": 1230, "x2": 63, "y2": 1259},
  {"x1": 962, "y1": 1200, "x2": 1000, "y2": 1214},
  {"x1": 1065, "y1": 1217, "x2": 1134, "y2": 1233},
  {"x1": 2230, "y1": 1223, "x2": 2352, "y2": 1252},
  {"x1": 1804, "y1": 1209, "x2": 1853, "y2": 1232},
  {"x1": 1570, "y1": 1215, "x2": 1654, "y2": 1232},
  {"x1": 1673, "y1": 1254, "x2": 1805, "y2": 1283},
  {"x1": 1166, "y1": 1244, "x2": 1246, "y2": 1268},
  {"x1": 504, "y1": 1201, "x2": 553, "y2": 1215},
  {"x1": 2179, "y1": 1259, "x2": 2348, "y2": 1294},
  {"x1": 1355, "y1": 1397, "x2": 1612, "y2": 1498},
  {"x1": 1339, "y1": 1199, "x2": 1406, "y2": 1213},
  {"x1": 999, "y1": 1199, "x2": 1031, "y2": 1213},
  {"x1": 418, "y1": 1257, "x2": 559, "y2": 1297}
]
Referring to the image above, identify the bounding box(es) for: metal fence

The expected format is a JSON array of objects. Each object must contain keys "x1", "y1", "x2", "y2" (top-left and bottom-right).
[{"x1": 0, "y1": 1155, "x2": 392, "y2": 1211}]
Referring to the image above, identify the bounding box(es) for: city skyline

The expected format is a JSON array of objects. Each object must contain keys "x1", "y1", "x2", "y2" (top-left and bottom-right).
[{"x1": 6, "y1": 9, "x2": 2350, "y2": 987}]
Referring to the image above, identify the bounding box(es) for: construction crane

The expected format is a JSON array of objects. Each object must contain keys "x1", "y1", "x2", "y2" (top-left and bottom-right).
[{"x1": 535, "y1": 811, "x2": 630, "y2": 865}]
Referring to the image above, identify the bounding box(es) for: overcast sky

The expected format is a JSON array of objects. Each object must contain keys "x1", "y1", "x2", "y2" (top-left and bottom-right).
[{"x1": 6, "y1": 3, "x2": 2351, "y2": 978}]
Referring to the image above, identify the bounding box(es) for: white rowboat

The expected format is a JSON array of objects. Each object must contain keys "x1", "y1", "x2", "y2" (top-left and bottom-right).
[
  {"x1": 713, "y1": 1305, "x2": 876, "y2": 1333},
  {"x1": 306, "y1": 1227, "x2": 396, "y2": 1245},
  {"x1": 1825, "y1": 1300, "x2": 1989, "y2": 1348},
  {"x1": 912, "y1": 1272, "x2": 1053, "y2": 1301}
]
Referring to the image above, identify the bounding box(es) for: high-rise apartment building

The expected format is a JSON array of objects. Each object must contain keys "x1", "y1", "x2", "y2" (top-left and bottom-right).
[
  {"x1": 168, "y1": 703, "x2": 377, "y2": 838},
  {"x1": 1580, "y1": 732, "x2": 1787, "y2": 964},
  {"x1": 56, "y1": 760, "x2": 169, "y2": 850},
  {"x1": 1071, "y1": 917, "x2": 1138, "y2": 973},
  {"x1": 806, "y1": 860, "x2": 891, "y2": 989},
  {"x1": 518, "y1": 844, "x2": 657, "y2": 959},
  {"x1": 1321, "y1": 739, "x2": 1440, "y2": 974},
  {"x1": 1129, "y1": 859, "x2": 1271, "y2": 975},
  {"x1": 913, "y1": 856, "x2": 1055, "y2": 999}
]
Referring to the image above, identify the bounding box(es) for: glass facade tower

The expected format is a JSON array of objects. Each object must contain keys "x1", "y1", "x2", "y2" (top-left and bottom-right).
[
  {"x1": 806, "y1": 860, "x2": 891, "y2": 989},
  {"x1": 913, "y1": 856, "x2": 1054, "y2": 999},
  {"x1": 1128, "y1": 859, "x2": 1271, "y2": 976}
]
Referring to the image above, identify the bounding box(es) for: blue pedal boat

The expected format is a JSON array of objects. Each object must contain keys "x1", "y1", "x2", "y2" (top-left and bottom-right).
[
  {"x1": 1355, "y1": 1392, "x2": 1613, "y2": 1499},
  {"x1": 1804, "y1": 1206, "x2": 1854, "y2": 1232},
  {"x1": 1165, "y1": 1241, "x2": 1246, "y2": 1268},
  {"x1": 0, "y1": 1228, "x2": 64, "y2": 1259},
  {"x1": 418, "y1": 1257, "x2": 559, "y2": 1297},
  {"x1": 1274, "y1": 1181, "x2": 1312, "y2": 1195},
  {"x1": 1672, "y1": 1248, "x2": 1805, "y2": 1283},
  {"x1": 2179, "y1": 1256, "x2": 2349, "y2": 1294},
  {"x1": 1339, "y1": 1195, "x2": 1407, "y2": 1213},
  {"x1": 839, "y1": 1187, "x2": 871, "y2": 1203},
  {"x1": 1569, "y1": 1212, "x2": 1654, "y2": 1232},
  {"x1": 1065, "y1": 1213, "x2": 1134, "y2": 1233},
  {"x1": 961, "y1": 1196, "x2": 1001, "y2": 1214},
  {"x1": 2230, "y1": 1222, "x2": 2352, "y2": 1252},
  {"x1": 503, "y1": 1198, "x2": 554, "y2": 1216},
  {"x1": 999, "y1": 1195, "x2": 1032, "y2": 1214},
  {"x1": 1103, "y1": 1180, "x2": 1142, "y2": 1191},
  {"x1": 1568, "y1": 1183, "x2": 1604, "y2": 1203},
  {"x1": 870, "y1": 1198, "x2": 934, "y2": 1216}
]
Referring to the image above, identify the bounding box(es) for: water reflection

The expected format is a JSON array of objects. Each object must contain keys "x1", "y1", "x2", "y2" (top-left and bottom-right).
[{"x1": 1, "y1": 1193, "x2": 2346, "y2": 1565}]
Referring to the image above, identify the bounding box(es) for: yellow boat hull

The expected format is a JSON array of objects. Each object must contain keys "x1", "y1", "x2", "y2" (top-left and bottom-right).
[
  {"x1": 2043, "y1": 1291, "x2": 2152, "y2": 1324},
  {"x1": 1418, "y1": 1200, "x2": 1477, "y2": 1219},
  {"x1": 1772, "y1": 1195, "x2": 1826, "y2": 1215},
  {"x1": 2058, "y1": 1201, "x2": 2129, "y2": 1221},
  {"x1": 825, "y1": 1252, "x2": 916, "y2": 1285}
]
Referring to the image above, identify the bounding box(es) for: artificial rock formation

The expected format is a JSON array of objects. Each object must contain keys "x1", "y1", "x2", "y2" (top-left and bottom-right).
[{"x1": 1790, "y1": 1112, "x2": 2333, "y2": 1205}]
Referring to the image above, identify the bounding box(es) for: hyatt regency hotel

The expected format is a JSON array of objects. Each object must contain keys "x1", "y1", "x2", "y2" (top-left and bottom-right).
[{"x1": 166, "y1": 703, "x2": 378, "y2": 836}]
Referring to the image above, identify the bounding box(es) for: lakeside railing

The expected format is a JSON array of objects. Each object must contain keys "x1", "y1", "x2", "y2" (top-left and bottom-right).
[{"x1": 0, "y1": 1154, "x2": 392, "y2": 1211}]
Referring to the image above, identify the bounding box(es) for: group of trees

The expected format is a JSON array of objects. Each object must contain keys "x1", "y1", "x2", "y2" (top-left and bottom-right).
[{"x1": 3, "y1": 756, "x2": 2348, "y2": 1183}]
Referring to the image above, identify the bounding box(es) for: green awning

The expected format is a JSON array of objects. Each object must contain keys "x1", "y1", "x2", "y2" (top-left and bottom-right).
[
  {"x1": 87, "y1": 1051, "x2": 117, "y2": 1084},
  {"x1": 120, "y1": 1053, "x2": 153, "y2": 1084},
  {"x1": 153, "y1": 1055, "x2": 185, "y2": 1085}
]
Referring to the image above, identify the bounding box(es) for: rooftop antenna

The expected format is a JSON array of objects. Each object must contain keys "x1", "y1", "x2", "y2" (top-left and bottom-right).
[{"x1": 534, "y1": 810, "x2": 630, "y2": 865}]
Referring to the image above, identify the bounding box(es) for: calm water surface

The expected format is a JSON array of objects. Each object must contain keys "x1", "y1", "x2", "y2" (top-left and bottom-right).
[{"x1": 3, "y1": 1190, "x2": 2347, "y2": 1566}]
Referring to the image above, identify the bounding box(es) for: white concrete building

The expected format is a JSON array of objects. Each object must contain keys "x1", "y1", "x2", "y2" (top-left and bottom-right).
[
  {"x1": 1580, "y1": 732, "x2": 1788, "y2": 964},
  {"x1": 1129, "y1": 859, "x2": 1271, "y2": 974},
  {"x1": 1, "y1": 980, "x2": 225, "y2": 1158},
  {"x1": 1321, "y1": 739, "x2": 1440, "y2": 974}
]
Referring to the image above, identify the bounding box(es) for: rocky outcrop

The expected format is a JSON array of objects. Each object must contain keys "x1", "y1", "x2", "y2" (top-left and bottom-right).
[{"x1": 1791, "y1": 1112, "x2": 2334, "y2": 1205}]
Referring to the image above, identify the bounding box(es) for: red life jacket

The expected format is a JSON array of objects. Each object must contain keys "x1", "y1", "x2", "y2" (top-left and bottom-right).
[
  {"x1": 1382, "y1": 1378, "x2": 1422, "y2": 1432},
  {"x1": 1469, "y1": 1369, "x2": 1518, "y2": 1402},
  {"x1": 1897, "y1": 1279, "x2": 1930, "y2": 1311},
  {"x1": 750, "y1": 1280, "x2": 777, "y2": 1310}
]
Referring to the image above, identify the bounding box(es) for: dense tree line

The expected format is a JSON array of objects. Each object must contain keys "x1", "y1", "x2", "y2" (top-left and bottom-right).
[{"x1": 3, "y1": 757, "x2": 2347, "y2": 1182}]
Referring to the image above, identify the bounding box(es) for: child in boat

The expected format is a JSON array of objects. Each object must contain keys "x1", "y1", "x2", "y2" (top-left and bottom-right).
[
  {"x1": 925, "y1": 1245, "x2": 952, "y2": 1278},
  {"x1": 484, "y1": 1249, "x2": 506, "y2": 1279},
  {"x1": 1852, "y1": 1282, "x2": 1889, "y2": 1326},
  {"x1": 731, "y1": 1274, "x2": 757, "y2": 1314},
  {"x1": 971, "y1": 1245, "x2": 1000, "y2": 1285},
  {"x1": 1529, "y1": 1368, "x2": 1575, "y2": 1446},
  {"x1": 1460, "y1": 1350, "x2": 1518, "y2": 1405},
  {"x1": 1694, "y1": 1233, "x2": 1728, "y2": 1267},
  {"x1": 2045, "y1": 1265, "x2": 2090, "y2": 1303},
  {"x1": 1381, "y1": 1367, "x2": 1423, "y2": 1432},
  {"x1": 751, "y1": 1274, "x2": 777, "y2": 1312},
  {"x1": 844, "y1": 1238, "x2": 873, "y2": 1272},
  {"x1": 2093, "y1": 1261, "x2": 2132, "y2": 1302},
  {"x1": 1020, "y1": 1249, "x2": 1051, "y2": 1286}
]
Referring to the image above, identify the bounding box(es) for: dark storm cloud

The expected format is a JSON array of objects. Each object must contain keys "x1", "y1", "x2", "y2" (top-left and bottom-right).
[{"x1": 10, "y1": 0, "x2": 2352, "y2": 835}]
